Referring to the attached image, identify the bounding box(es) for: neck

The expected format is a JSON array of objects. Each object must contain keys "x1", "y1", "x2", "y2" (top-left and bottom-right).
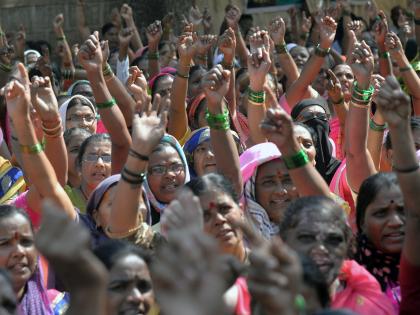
[
  {"x1": 15, "y1": 283, "x2": 26, "y2": 301},
  {"x1": 80, "y1": 180, "x2": 94, "y2": 200},
  {"x1": 68, "y1": 172, "x2": 81, "y2": 188}
]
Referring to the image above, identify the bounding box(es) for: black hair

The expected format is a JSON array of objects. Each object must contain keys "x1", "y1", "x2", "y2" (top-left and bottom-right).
[
  {"x1": 0, "y1": 205, "x2": 33, "y2": 231},
  {"x1": 185, "y1": 173, "x2": 239, "y2": 204},
  {"x1": 101, "y1": 23, "x2": 117, "y2": 37},
  {"x1": 356, "y1": 172, "x2": 399, "y2": 233},
  {"x1": 151, "y1": 73, "x2": 173, "y2": 97},
  {"x1": 151, "y1": 141, "x2": 174, "y2": 155},
  {"x1": 26, "y1": 40, "x2": 52, "y2": 57},
  {"x1": 385, "y1": 116, "x2": 420, "y2": 150},
  {"x1": 390, "y1": 6, "x2": 406, "y2": 29},
  {"x1": 189, "y1": 65, "x2": 205, "y2": 80},
  {"x1": 63, "y1": 127, "x2": 92, "y2": 147},
  {"x1": 76, "y1": 133, "x2": 111, "y2": 169},
  {"x1": 67, "y1": 96, "x2": 94, "y2": 111},
  {"x1": 294, "y1": 122, "x2": 318, "y2": 148},
  {"x1": 280, "y1": 196, "x2": 350, "y2": 242},
  {"x1": 94, "y1": 239, "x2": 151, "y2": 270},
  {"x1": 300, "y1": 254, "x2": 330, "y2": 308},
  {"x1": 130, "y1": 47, "x2": 148, "y2": 67}
]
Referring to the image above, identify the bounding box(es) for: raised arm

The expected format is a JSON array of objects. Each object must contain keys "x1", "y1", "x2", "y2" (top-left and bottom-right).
[
  {"x1": 2, "y1": 63, "x2": 75, "y2": 218},
  {"x1": 78, "y1": 32, "x2": 131, "y2": 174},
  {"x1": 373, "y1": 11, "x2": 393, "y2": 77},
  {"x1": 201, "y1": 65, "x2": 242, "y2": 196},
  {"x1": 76, "y1": 0, "x2": 91, "y2": 41},
  {"x1": 261, "y1": 108, "x2": 331, "y2": 197},
  {"x1": 345, "y1": 41, "x2": 377, "y2": 192},
  {"x1": 225, "y1": 5, "x2": 248, "y2": 67},
  {"x1": 285, "y1": 16, "x2": 338, "y2": 108},
  {"x1": 12, "y1": 25, "x2": 26, "y2": 63},
  {"x1": 375, "y1": 76, "x2": 420, "y2": 265},
  {"x1": 146, "y1": 21, "x2": 162, "y2": 79},
  {"x1": 327, "y1": 69, "x2": 348, "y2": 146},
  {"x1": 120, "y1": 4, "x2": 143, "y2": 51}
]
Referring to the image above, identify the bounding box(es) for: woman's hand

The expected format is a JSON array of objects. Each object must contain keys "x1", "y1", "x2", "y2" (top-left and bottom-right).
[
  {"x1": 202, "y1": 7, "x2": 213, "y2": 33},
  {"x1": 218, "y1": 27, "x2": 236, "y2": 63},
  {"x1": 1, "y1": 63, "x2": 31, "y2": 121},
  {"x1": 120, "y1": 3, "x2": 135, "y2": 26},
  {"x1": 319, "y1": 16, "x2": 337, "y2": 49},
  {"x1": 202, "y1": 64, "x2": 231, "y2": 107},
  {"x1": 30, "y1": 76, "x2": 60, "y2": 123},
  {"x1": 131, "y1": 94, "x2": 168, "y2": 156},
  {"x1": 195, "y1": 34, "x2": 217, "y2": 57},
  {"x1": 188, "y1": 5, "x2": 203, "y2": 28},
  {"x1": 225, "y1": 4, "x2": 241, "y2": 29},
  {"x1": 146, "y1": 20, "x2": 162, "y2": 51},
  {"x1": 119, "y1": 27, "x2": 134, "y2": 48},
  {"x1": 385, "y1": 32, "x2": 404, "y2": 58},
  {"x1": 268, "y1": 16, "x2": 286, "y2": 45},
  {"x1": 77, "y1": 31, "x2": 103, "y2": 74},
  {"x1": 376, "y1": 76, "x2": 411, "y2": 128},
  {"x1": 177, "y1": 31, "x2": 196, "y2": 63},
  {"x1": 127, "y1": 66, "x2": 148, "y2": 102},
  {"x1": 53, "y1": 13, "x2": 64, "y2": 34},
  {"x1": 373, "y1": 11, "x2": 389, "y2": 47},
  {"x1": 348, "y1": 40, "x2": 374, "y2": 89},
  {"x1": 326, "y1": 69, "x2": 344, "y2": 103},
  {"x1": 247, "y1": 31, "x2": 272, "y2": 92},
  {"x1": 301, "y1": 11, "x2": 313, "y2": 34}
]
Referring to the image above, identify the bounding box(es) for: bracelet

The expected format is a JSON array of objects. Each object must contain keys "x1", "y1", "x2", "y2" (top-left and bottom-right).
[
  {"x1": 400, "y1": 65, "x2": 412, "y2": 72},
  {"x1": 294, "y1": 294, "x2": 306, "y2": 314},
  {"x1": 103, "y1": 63, "x2": 113, "y2": 77},
  {"x1": 275, "y1": 43, "x2": 288, "y2": 54},
  {"x1": 353, "y1": 82, "x2": 374, "y2": 101},
  {"x1": 247, "y1": 87, "x2": 265, "y2": 104},
  {"x1": 129, "y1": 148, "x2": 149, "y2": 161},
  {"x1": 123, "y1": 166, "x2": 145, "y2": 178},
  {"x1": 300, "y1": 33, "x2": 309, "y2": 41},
  {"x1": 392, "y1": 164, "x2": 420, "y2": 173},
  {"x1": 147, "y1": 52, "x2": 160, "y2": 60},
  {"x1": 205, "y1": 108, "x2": 230, "y2": 131},
  {"x1": 369, "y1": 119, "x2": 388, "y2": 132},
  {"x1": 248, "y1": 99, "x2": 265, "y2": 106},
  {"x1": 20, "y1": 142, "x2": 44, "y2": 154},
  {"x1": 121, "y1": 167, "x2": 146, "y2": 185},
  {"x1": 283, "y1": 149, "x2": 309, "y2": 170},
  {"x1": 0, "y1": 62, "x2": 12, "y2": 73},
  {"x1": 176, "y1": 71, "x2": 189, "y2": 79},
  {"x1": 62, "y1": 68, "x2": 74, "y2": 80},
  {"x1": 42, "y1": 120, "x2": 63, "y2": 137},
  {"x1": 105, "y1": 224, "x2": 143, "y2": 239},
  {"x1": 96, "y1": 98, "x2": 116, "y2": 109},
  {"x1": 56, "y1": 36, "x2": 66, "y2": 41},
  {"x1": 314, "y1": 44, "x2": 330, "y2": 58},
  {"x1": 380, "y1": 51, "x2": 390, "y2": 59},
  {"x1": 221, "y1": 59, "x2": 234, "y2": 70}
]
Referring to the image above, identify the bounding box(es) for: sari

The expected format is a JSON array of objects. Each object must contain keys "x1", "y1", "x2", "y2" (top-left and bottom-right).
[{"x1": 0, "y1": 156, "x2": 26, "y2": 204}]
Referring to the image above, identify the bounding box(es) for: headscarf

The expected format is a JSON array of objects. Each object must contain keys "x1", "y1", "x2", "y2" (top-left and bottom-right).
[
  {"x1": 18, "y1": 266, "x2": 53, "y2": 315},
  {"x1": 67, "y1": 80, "x2": 91, "y2": 96},
  {"x1": 291, "y1": 98, "x2": 341, "y2": 184},
  {"x1": 187, "y1": 93, "x2": 206, "y2": 129},
  {"x1": 239, "y1": 142, "x2": 282, "y2": 240},
  {"x1": 148, "y1": 67, "x2": 176, "y2": 92},
  {"x1": 59, "y1": 95, "x2": 97, "y2": 131},
  {"x1": 183, "y1": 127, "x2": 243, "y2": 178},
  {"x1": 24, "y1": 49, "x2": 41, "y2": 65},
  {"x1": 144, "y1": 135, "x2": 190, "y2": 221}
]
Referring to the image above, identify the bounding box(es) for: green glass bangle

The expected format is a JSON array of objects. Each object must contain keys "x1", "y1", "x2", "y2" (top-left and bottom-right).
[
  {"x1": 97, "y1": 98, "x2": 116, "y2": 109},
  {"x1": 221, "y1": 60, "x2": 234, "y2": 70},
  {"x1": 275, "y1": 43, "x2": 288, "y2": 54},
  {"x1": 400, "y1": 65, "x2": 412, "y2": 72},
  {"x1": 176, "y1": 71, "x2": 189, "y2": 79},
  {"x1": 0, "y1": 62, "x2": 12, "y2": 73},
  {"x1": 205, "y1": 108, "x2": 230, "y2": 123},
  {"x1": 20, "y1": 142, "x2": 44, "y2": 154},
  {"x1": 56, "y1": 36, "x2": 66, "y2": 41},
  {"x1": 353, "y1": 82, "x2": 374, "y2": 101},
  {"x1": 369, "y1": 119, "x2": 388, "y2": 132},
  {"x1": 295, "y1": 294, "x2": 306, "y2": 314},
  {"x1": 147, "y1": 52, "x2": 160, "y2": 60},
  {"x1": 207, "y1": 120, "x2": 230, "y2": 130},
  {"x1": 315, "y1": 44, "x2": 330, "y2": 58},
  {"x1": 380, "y1": 51, "x2": 390, "y2": 59},
  {"x1": 283, "y1": 149, "x2": 309, "y2": 170},
  {"x1": 248, "y1": 95, "x2": 265, "y2": 103},
  {"x1": 103, "y1": 63, "x2": 113, "y2": 76}
]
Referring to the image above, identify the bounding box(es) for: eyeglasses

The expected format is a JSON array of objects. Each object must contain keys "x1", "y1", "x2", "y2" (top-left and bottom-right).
[
  {"x1": 67, "y1": 114, "x2": 96, "y2": 124},
  {"x1": 149, "y1": 163, "x2": 184, "y2": 176},
  {"x1": 83, "y1": 154, "x2": 112, "y2": 163}
]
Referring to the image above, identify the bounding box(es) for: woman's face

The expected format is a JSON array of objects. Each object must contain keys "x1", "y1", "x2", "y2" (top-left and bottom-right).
[
  {"x1": 361, "y1": 185, "x2": 405, "y2": 254},
  {"x1": 284, "y1": 209, "x2": 348, "y2": 285},
  {"x1": 66, "y1": 101, "x2": 97, "y2": 134},
  {"x1": 147, "y1": 146, "x2": 186, "y2": 204},
  {"x1": 294, "y1": 125, "x2": 316, "y2": 166},
  {"x1": 290, "y1": 46, "x2": 310, "y2": 69},
  {"x1": 66, "y1": 132, "x2": 91, "y2": 180},
  {"x1": 196, "y1": 100, "x2": 208, "y2": 130},
  {"x1": 93, "y1": 185, "x2": 117, "y2": 229},
  {"x1": 72, "y1": 84, "x2": 95, "y2": 103},
  {"x1": 255, "y1": 159, "x2": 299, "y2": 224},
  {"x1": 154, "y1": 76, "x2": 174, "y2": 99},
  {"x1": 108, "y1": 254, "x2": 154, "y2": 315},
  {"x1": 333, "y1": 64, "x2": 354, "y2": 99},
  {"x1": 188, "y1": 68, "x2": 206, "y2": 98},
  {"x1": 199, "y1": 188, "x2": 244, "y2": 257},
  {"x1": 0, "y1": 272, "x2": 17, "y2": 315},
  {"x1": 0, "y1": 213, "x2": 37, "y2": 294},
  {"x1": 295, "y1": 105, "x2": 328, "y2": 123},
  {"x1": 81, "y1": 141, "x2": 112, "y2": 190},
  {"x1": 235, "y1": 72, "x2": 250, "y2": 116},
  {"x1": 193, "y1": 141, "x2": 217, "y2": 176}
]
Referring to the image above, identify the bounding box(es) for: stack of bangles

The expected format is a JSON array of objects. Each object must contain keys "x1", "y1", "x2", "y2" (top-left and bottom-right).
[
  {"x1": 42, "y1": 119, "x2": 63, "y2": 138},
  {"x1": 248, "y1": 87, "x2": 265, "y2": 106},
  {"x1": 283, "y1": 149, "x2": 310, "y2": 170},
  {"x1": 351, "y1": 82, "x2": 374, "y2": 109},
  {"x1": 275, "y1": 43, "x2": 288, "y2": 55},
  {"x1": 205, "y1": 108, "x2": 230, "y2": 131},
  {"x1": 0, "y1": 62, "x2": 12, "y2": 73},
  {"x1": 97, "y1": 98, "x2": 116, "y2": 109},
  {"x1": 369, "y1": 119, "x2": 388, "y2": 132},
  {"x1": 147, "y1": 52, "x2": 159, "y2": 60},
  {"x1": 103, "y1": 63, "x2": 114, "y2": 81},
  {"x1": 62, "y1": 68, "x2": 74, "y2": 80},
  {"x1": 19, "y1": 138, "x2": 46, "y2": 154},
  {"x1": 121, "y1": 166, "x2": 146, "y2": 186}
]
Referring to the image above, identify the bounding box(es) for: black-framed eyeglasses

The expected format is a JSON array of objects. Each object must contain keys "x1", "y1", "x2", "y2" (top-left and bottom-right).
[{"x1": 148, "y1": 163, "x2": 184, "y2": 176}]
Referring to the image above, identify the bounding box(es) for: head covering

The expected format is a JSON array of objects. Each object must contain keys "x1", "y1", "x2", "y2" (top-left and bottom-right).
[
  {"x1": 183, "y1": 127, "x2": 243, "y2": 178},
  {"x1": 286, "y1": 43, "x2": 297, "y2": 52},
  {"x1": 144, "y1": 135, "x2": 190, "y2": 221},
  {"x1": 67, "y1": 80, "x2": 91, "y2": 96},
  {"x1": 291, "y1": 98, "x2": 340, "y2": 184},
  {"x1": 187, "y1": 93, "x2": 206, "y2": 129},
  {"x1": 86, "y1": 174, "x2": 120, "y2": 216},
  {"x1": 239, "y1": 142, "x2": 282, "y2": 239},
  {"x1": 148, "y1": 67, "x2": 176, "y2": 92},
  {"x1": 59, "y1": 95, "x2": 97, "y2": 131},
  {"x1": 18, "y1": 266, "x2": 53, "y2": 315},
  {"x1": 24, "y1": 49, "x2": 41, "y2": 65}
]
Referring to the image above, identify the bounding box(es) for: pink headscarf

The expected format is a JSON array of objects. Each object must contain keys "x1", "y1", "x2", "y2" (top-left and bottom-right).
[{"x1": 148, "y1": 67, "x2": 176, "y2": 91}]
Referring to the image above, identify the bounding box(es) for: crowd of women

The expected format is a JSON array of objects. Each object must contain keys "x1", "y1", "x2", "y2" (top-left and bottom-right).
[{"x1": 0, "y1": 0, "x2": 419, "y2": 314}]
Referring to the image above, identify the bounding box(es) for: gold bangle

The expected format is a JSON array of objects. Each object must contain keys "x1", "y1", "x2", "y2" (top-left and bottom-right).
[
  {"x1": 248, "y1": 99, "x2": 265, "y2": 106},
  {"x1": 41, "y1": 120, "x2": 62, "y2": 133},
  {"x1": 105, "y1": 223, "x2": 143, "y2": 239},
  {"x1": 350, "y1": 101, "x2": 370, "y2": 109}
]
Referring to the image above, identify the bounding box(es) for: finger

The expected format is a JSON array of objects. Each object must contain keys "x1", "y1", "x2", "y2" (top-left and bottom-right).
[
  {"x1": 228, "y1": 216, "x2": 266, "y2": 248},
  {"x1": 385, "y1": 75, "x2": 401, "y2": 90},
  {"x1": 151, "y1": 93, "x2": 161, "y2": 113},
  {"x1": 17, "y1": 63, "x2": 29, "y2": 86}
]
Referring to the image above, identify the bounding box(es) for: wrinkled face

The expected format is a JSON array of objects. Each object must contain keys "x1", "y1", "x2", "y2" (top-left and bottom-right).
[
  {"x1": 147, "y1": 146, "x2": 186, "y2": 204},
  {"x1": 290, "y1": 46, "x2": 310, "y2": 69},
  {"x1": 255, "y1": 159, "x2": 299, "y2": 224},
  {"x1": 81, "y1": 141, "x2": 112, "y2": 190},
  {"x1": 66, "y1": 131, "x2": 91, "y2": 180},
  {"x1": 200, "y1": 188, "x2": 244, "y2": 257},
  {"x1": 0, "y1": 214, "x2": 37, "y2": 295},
  {"x1": 93, "y1": 185, "x2": 117, "y2": 229},
  {"x1": 284, "y1": 209, "x2": 348, "y2": 285},
  {"x1": 294, "y1": 125, "x2": 316, "y2": 166},
  {"x1": 159, "y1": 43, "x2": 173, "y2": 68},
  {"x1": 362, "y1": 185, "x2": 405, "y2": 254},
  {"x1": 333, "y1": 64, "x2": 354, "y2": 99},
  {"x1": 0, "y1": 272, "x2": 17, "y2": 315},
  {"x1": 66, "y1": 101, "x2": 97, "y2": 134},
  {"x1": 313, "y1": 68, "x2": 328, "y2": 96},
  {"x1": 154, "y1": 76, "x2": 174, "y2": 99},
  {"x1": 104, "y1": 27, "x2": 119, "y2": 50},
  {"x1": 188, "y1": 68, "x2": 206, "y2": 98},
  {"x1": 108, "y1": 254, "x2": 155, "y2": 315},
  {"x1": 193, "y1": 140, "x2": 217, "y2": 176}
]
